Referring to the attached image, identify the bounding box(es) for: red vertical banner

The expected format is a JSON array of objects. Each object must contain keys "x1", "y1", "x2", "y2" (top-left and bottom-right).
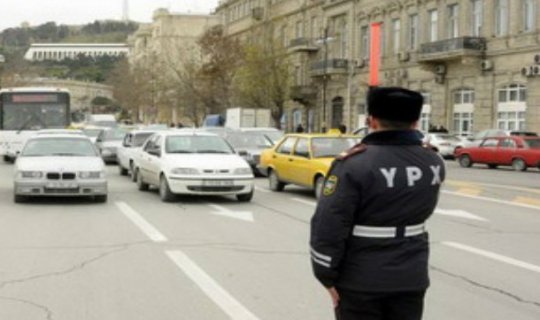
[{"x1": 369, "y1": 22, "x2": 382, "y2": 87}]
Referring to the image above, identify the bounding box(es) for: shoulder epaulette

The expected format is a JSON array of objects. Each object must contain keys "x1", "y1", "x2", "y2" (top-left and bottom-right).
[{"x1": 337, "y1": 143, "x2": 368, "y2": 161}]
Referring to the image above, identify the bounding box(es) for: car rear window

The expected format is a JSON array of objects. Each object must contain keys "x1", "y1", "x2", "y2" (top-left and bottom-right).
[{"x1": 524, "y1": 139, "x2": 540, "y2": 149}]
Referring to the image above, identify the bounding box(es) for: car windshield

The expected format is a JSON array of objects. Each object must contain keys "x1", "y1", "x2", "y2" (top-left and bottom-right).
[
  {"x1": 226, "y1": 133, "x2": 273, "y2": 149},
  {"x1": 133, "y1": 133, "x2": 154, "y2": 147},
  {"x1": 262, "y1": 131, "x2": 284, "y2": 143},
  {"x1": 165, "y1": 135, "x2": 234, "y2": 154},
  {"x1": 524, "y1": 139, "x2": 540, "y2": 149},
  {"x1": 21, "y1": 138, "x2": 97, "y2": 157},
  {"x1": 311, "y1": 138, "x2": 358, "y2": 158},
  {"x1": 103, "y1": 129, "x2": 127, "y2": 141}
]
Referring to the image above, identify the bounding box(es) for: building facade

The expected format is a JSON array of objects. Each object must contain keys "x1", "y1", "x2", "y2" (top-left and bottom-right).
[
  {"x1": 24, "y1": 44, "x2": 130, "y2": 61},
  {"x1": 128, "y1": 8, "x2": 219, "y2": 123},
  {"x1": 216, "y1": 0, "x2": 540, "y2": 134}
]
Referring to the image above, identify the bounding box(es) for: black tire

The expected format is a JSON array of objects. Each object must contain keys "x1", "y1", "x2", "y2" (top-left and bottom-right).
[
  {"x1": 130, "y1": 162, "x2": 137, "y2": 182},
  {"x1": 487, "y1": 164, "x2": 498, "y2": 169},
  {"x1": 314, "y1": 176, "x2": 325, "y2": 199},
  {"x1": 459, "y1": 155, "x2": 473, "y2": 168},
  {"x1": 512, "y1": 158, "x2": 527, "y2": 172},
  {"x1": 136, "y1": 169, "x2": 149, "y2": 191},
  {"x1": 119, "y1": 165, "x2": 128, "y2": 176},
  {"x1": 159, "y1": 176, "x2": 176, "y2": 202},
  {"x1": 268, "y1": 170, "x2": 285, "y2": 192},
  {"x1": 94, "y1": 195, "x2": 108, "y2": 203},
  {"x1": 237, "y1": 189, "x2": 254, "y2": 202},
  {"x1": 14, "y1": 194, "x2": 27, "y2": 203}
]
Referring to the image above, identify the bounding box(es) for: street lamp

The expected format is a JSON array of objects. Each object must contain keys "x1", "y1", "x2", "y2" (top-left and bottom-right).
[{"x1": 316, "y1": 27, "x2": 335, "y2": 132}]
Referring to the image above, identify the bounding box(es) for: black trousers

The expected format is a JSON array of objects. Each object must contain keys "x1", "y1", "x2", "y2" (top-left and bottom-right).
[{"x1": 335, "y1": 289, "x2": 426, "y2": 320}]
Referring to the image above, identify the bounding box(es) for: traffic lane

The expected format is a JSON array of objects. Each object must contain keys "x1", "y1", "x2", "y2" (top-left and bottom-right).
[
  {"x1": 445, "y1": 160, "x2": 540, "y2": 189},
  {"x1": 0, "y1": 166, "x2": 229, "y2": 320},
  {"x1": 113, "y1": 182, "x2": 333, "y2": 320}
]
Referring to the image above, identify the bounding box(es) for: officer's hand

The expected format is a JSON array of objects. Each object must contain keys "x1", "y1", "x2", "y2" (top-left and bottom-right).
[{"x1": 327, "y1": 287, "x2": 340, "y2": 307}]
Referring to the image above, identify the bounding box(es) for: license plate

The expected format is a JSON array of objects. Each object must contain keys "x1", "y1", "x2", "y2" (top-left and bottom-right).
[
  {"x1": 46, "y1": 182, "x2": 78, "y2": 189},
  {"x1": 203, "y1": 180, "x2": 233, "y2": 187}
]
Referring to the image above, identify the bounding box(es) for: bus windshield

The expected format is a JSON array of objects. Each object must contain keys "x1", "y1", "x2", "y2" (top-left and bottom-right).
[{"x1": 0, "y1": 93, "x2": 70, "y2": 131}]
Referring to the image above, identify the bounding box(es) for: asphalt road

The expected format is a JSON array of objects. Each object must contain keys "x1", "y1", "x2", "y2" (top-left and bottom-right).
[{"x1": 0, "y1": 160, "x2": 538, "y2": 320}]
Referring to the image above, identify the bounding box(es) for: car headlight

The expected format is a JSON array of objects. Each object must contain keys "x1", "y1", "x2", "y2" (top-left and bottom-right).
[
  {"x1": 19, "y1": 171, "x2": 43, "y2": 179},
  {"x1": 171, "y1": 168, "x2": 199, "y2": 175},
  {"x1": 79, "y1": 171, "x2": 105, "y2": 179},
  {"x1": 234, "y1": 168, "x2": 252, "y2": 175}
]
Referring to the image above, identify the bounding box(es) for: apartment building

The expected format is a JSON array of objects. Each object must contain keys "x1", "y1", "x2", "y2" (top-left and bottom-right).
[{"x1": 216, "y1": 0, "x2": 540, "y2": 134}]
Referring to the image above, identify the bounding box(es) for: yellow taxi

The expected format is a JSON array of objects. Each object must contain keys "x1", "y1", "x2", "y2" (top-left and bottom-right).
[{"x1": 258, "y1": 131, "x2": 361, "y2": 198}]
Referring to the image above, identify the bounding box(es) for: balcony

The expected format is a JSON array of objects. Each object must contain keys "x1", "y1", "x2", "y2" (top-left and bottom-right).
[
  {"x1": 310, "y1": 59, "x2": 350, "y2": 76},
  {"x1": 288, "y1": 38, "x2": 319, "y2": 53},
  {"x1": 418, "y1": 37, "x2": 486, "y2": 63},
  {"x1": 290, "y1": 85, "x2": 317, "y2": 104}
]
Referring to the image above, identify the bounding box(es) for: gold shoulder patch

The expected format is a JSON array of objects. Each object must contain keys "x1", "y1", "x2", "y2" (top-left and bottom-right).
[
  {"x1": 337, "y1": 144, "x2": 368, "y2": 161},
  {"x1": 323, "y1": 175, "x2": 339, "y2": 196}
]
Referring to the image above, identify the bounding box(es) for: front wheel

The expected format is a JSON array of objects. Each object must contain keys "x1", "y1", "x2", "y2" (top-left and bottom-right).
[
  {"x1": 119, "y1": 165, "x2": 128, "y2": 176},
  {"x1": 314, "y1": 176, "x2": 325, "y2": 199},
  {"x1": 237, "y1": 189, "x2": 254, "y2": 202},
  {"x1": 268, "y1": 170, "x2": 285, "y2": 192},
  {"x1": 459, "y1": 155, "x2": 473, "y2": 168},
  {"x1": 159, "y1": 176, "x2": 176, "y2": 202},
  {"x1": 130, "y1": 162, "x2": 137, "y2": 182},
  {"x1": 512, "y1": 158, "x2": 527, "y2": 172},
  {"x1": 136, "y1": 169, "x2": 149, "y2": 191}
]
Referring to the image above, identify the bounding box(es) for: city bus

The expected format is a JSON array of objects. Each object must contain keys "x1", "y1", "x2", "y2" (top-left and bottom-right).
[{"x1": 0, "y1": 87, "x2": 71, "y2": 162}]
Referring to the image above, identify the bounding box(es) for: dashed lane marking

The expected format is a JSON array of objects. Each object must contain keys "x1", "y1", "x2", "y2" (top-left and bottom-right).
[
  {"x1": 434, "y1": 208, "x2": 488, "y2": 222},
  {"x1": 442, "y1": 190, "x2": 540, "y2": 211},
  {"x1": 115, "y1": 202, "x2": 168, "y2": 242},
  {"x1": 442, "y1": 242, "x2": 540, "y2": 274},
  {"x1": 166, "y1": 250, "x2": 260, "y2": 320},
  {"x1": 446, "y1": 180, "x2": 540, "y2": 195},
  {"x1": 208, "y1": 204, "x2": 254, "y2": 222},
  {"x1": 255, "y1": 186, "x2": 271, "y2": 193},
  {"x1": 454, "y1": 187, "x2": 483, "y2": 197}
]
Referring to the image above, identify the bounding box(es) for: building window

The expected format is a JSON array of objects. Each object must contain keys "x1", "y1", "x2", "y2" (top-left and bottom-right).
[
  {"x1": 497, "y1": 112, "x2": 526, "y2": 130},
  {"x1": 498, "y1": 84, "x2": 527, "y2": 102},
  {"x1": 360, "y1": 25, "x2": 370, "y2": 61},
  {"x1": 448, "y1": 4, "x2": 460, "y2": 38},
  {"x1": 523, "y1": 0, "x2": 536, "y2": 32},
  {"x1": 408, "y1": 14, "x2": 419, "y2": 50},
  {"x1": 295, "y1": 20, "x2": 304, "y2": 38},
  {"x1": 453, "y1": 89, "x2": 475, "y2": 136},
  {"x1": 495, "y1": 0, "x2": 509, "y2": 36},
  {"x1": 420, "y1": 92, "x2": 431, "y2": 132},
  {"x1": 428, "y1": 10, "x2": 438, "y2": 42},
  {"x1": 471, "y1": 0, "x2": 483, "y2": 36},
  {"x1": 281, "y1": 25, "x2": 288, "y2": 47},
  {"x1": 392, "y1": 19, "x2": 401, "y2": 54},
  {"x1": 497, "y1": 84, "x2": 527, "y2": 131},
  {"x1": 310, "y1": 17, "x2": 319, "y2": 39}
]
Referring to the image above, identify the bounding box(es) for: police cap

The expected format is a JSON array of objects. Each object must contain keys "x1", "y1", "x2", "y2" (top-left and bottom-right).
[{"x1": 367, "y1": 87, "x2": 424, "y2": 122}]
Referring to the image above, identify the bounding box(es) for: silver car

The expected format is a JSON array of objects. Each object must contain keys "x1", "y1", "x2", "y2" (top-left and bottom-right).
[{"x1": 13, "y1": 134, "x2": 108, "y2": 203}]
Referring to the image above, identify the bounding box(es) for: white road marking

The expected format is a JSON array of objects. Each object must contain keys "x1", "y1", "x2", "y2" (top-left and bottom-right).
[
  {"x1": 208, "y1": 204, "x2": 254, "y2": 222},
  {"x1": 255, "y1": 186, "x2": 270, "y2": 193},
  {"x1": 435, "y1": 208, "x2": 487, "y2": 222},
  {"x1": 442, "y1": 190, "x2": 540, "y2": 211},
  {"x1": 291, "y1": 198, "x2": 317, "y2": 207},
  {"x1": 166, "y1": 250, "x2": 260, "y2": 320},
  {"x1": 115, "y1": 202, "x2": 168, "y2": 242},
  {"x1": 442, "y1": 242, "x2": 540, "y2": 274}
]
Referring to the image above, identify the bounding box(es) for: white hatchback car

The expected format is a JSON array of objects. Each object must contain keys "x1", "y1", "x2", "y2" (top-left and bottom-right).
[
  {"x1": 13, "y1": 134, "x2": 107, "y2": 203},
  {"x1": 133, "y1": 131, "x2": 254, "y2": 202}
]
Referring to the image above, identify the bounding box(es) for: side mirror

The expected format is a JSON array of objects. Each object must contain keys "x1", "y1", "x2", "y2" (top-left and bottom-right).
[{"x1": 148, "y1": 148, "x2": 161, "y2": 157}]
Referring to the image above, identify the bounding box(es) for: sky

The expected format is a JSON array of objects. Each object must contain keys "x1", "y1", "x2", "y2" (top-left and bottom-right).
[{"x1": 0, "y1": 0, "x2": 220, "y2": 32}]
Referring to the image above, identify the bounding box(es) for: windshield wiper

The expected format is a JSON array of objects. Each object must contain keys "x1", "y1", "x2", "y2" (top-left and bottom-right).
[
  {"x1": 50, "y1": 153, "x2": 82, "y2": 156},
  {"x1": 168, "y1": 150, "x2": 194, "y2": 154}
]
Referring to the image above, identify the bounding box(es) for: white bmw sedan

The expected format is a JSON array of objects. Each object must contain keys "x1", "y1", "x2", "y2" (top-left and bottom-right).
[
  {"x1": 13, "y1": 134, "x2": 108, "y2": 203},
  {"x1": 133, "y1": 131, "x2": 254, "y2": 202}
]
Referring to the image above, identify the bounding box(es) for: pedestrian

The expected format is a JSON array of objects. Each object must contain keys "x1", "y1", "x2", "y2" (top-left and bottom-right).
[
  {"x1": 310, "y1": 87, "x2": 445, "y2": 320},
  {"x1": 296, "y1": 124, "x2": 305, "y2": 133},
  {"x1": 176, "y1": 122, "x2": 184, "y2": 128},
  {"x1": 338, "y1": 124, "x2": 347, "y2": 134}
]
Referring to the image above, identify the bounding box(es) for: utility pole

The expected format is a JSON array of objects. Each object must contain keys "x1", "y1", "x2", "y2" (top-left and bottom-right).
[{"x1": 322, "y1": 27, "x2": 330, "y2": 132}]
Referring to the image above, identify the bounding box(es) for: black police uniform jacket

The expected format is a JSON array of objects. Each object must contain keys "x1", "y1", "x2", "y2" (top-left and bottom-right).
[{"x1": 310, "y1": 130, "x2": 445, "y2": 292}]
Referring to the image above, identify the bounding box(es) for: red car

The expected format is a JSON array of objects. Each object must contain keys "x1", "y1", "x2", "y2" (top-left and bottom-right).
[{"x1": 455, "y1": 136, "x2": 540, "y2": 171}]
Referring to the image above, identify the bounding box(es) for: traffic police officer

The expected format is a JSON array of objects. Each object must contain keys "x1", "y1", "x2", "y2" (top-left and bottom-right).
[{"x1": 310, "y1": 87, "x2": 445, "y2": 320}]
